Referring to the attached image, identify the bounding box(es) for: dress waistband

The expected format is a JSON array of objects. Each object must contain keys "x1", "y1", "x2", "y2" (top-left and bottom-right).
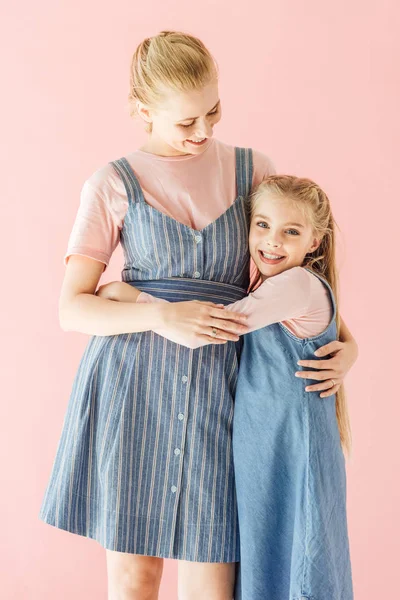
[{"x1": 126, "y1": 278, "x2": 247, "y2": 305}]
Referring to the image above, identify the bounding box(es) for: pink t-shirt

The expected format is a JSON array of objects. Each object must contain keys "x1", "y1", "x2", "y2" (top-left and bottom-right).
[
  {"x1": 65, "y1": 138, "x2": 276, "y2": 269},
  {"x1": 138, "y1": 267, "x2": 333, "y2": 340}
]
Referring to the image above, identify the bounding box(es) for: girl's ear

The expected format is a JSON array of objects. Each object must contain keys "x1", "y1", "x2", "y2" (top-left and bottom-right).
[
  {"x1": 136, "y1": 101, "x2": 152, "y2": 125},
  {"x1": 308, "y1": 236, "x2": 321, "y2": 254}
]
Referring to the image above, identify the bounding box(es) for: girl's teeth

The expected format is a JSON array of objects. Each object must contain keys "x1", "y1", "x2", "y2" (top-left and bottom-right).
[{"x1": 262, "y1": 252, "x2": 283, "y2": 259}]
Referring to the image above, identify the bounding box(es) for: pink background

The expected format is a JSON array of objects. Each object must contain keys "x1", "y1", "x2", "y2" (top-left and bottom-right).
[{"x1": 1, "y1": 1, "x2": 399, "y2": 598}]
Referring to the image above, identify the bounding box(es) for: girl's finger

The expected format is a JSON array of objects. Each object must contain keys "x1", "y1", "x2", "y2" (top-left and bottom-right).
[
  {"x1": 314, "y1": 340, "x2": 344, "y2": 357},
  {"x1": 320, "y1": 383, "x2": 341, "y2": 398},
  {"x1": 305, "y1": 379, "x2": 342, "y2": 393},
  {"x1": 295, "y1": 370, "x2": 334, "y2": 382}
]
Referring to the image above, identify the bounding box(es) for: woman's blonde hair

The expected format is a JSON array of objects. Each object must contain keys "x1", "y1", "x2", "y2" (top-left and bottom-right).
[
  {"x1": 249, "y1": 175, "x2": 352, "y2": 455},
  {"x1": 128, "y1": 31, "x2": 218, "y2": 132}
]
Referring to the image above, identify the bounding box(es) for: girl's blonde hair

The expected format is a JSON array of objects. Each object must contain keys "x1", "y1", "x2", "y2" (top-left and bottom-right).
[
  {"x1": 250, "y1": 175, "x2": 352, "y2": 455},
  {"x1": 128, "y1": 31, "x2": 218, "y2": 132}
]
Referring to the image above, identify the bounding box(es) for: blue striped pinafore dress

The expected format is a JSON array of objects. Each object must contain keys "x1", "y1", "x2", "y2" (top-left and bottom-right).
[
  {"x1": 233, "y1": 269, "x2": 353, "y2": 599},
  {"x1": 39, "y1": 147, "x2": 253, "y2": 562}
]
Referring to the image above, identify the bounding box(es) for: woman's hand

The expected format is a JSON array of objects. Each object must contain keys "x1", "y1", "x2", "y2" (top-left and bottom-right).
[
  {"x1": 157, "y1": 300, "x2": 249, "y2": 349},
  {"x1": 295, "y1": 338, "x2": 358, "y2": 398}
]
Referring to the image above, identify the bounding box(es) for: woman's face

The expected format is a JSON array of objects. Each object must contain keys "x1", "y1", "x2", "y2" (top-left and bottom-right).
[
  {"x1": 249, "y1": 193, "x2": 321, "y2": 281},
  {"x1": 138, "y1": 79, "x2": 221, "y2": 156}
]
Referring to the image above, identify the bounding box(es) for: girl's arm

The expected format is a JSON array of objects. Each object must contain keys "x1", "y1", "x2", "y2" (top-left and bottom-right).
[
  {"x1": 225, "y1": 267, "x2": 358, "y2": 398},
  {"x1": 62, "y1": 256, "x2": 248, "y2": 345}
]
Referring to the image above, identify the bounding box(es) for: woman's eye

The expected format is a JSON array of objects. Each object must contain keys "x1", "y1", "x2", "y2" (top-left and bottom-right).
[{"x1": 179, "y1": 109, "x2": 219, "y2": 129}]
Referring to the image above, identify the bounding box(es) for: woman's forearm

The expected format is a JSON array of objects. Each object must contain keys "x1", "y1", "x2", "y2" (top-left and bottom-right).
[{"x1": 60, "y1": 293, "x2": 166, "y2": 336}]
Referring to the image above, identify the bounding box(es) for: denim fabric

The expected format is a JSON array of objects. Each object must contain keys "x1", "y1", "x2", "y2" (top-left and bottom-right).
[
  {"x1": 39, "y1": 148, "x2": 253, "y2": 561},
  {"x1": 233, "y1": 270, "x2": 353, "y2": 599}
]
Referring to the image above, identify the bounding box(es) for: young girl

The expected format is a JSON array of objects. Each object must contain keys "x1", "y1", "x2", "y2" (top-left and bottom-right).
[
  {"x1": 100, "y1": 175, "x2": 354, "y2": 600},
  {"x1": 39, "y1": 30, "x2": 357, "y2": 600}
]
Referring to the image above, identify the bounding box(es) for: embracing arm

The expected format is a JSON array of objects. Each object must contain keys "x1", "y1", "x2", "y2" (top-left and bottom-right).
[
  {"x1": 59, "y1": 256, "x2": 167, "y2": 336},
  {"x1": 225, "y1": 267, "x2": 359, "y2": 398},
  {"x1": 68, "y1": 263, "x2": 248, "y2": 345}
]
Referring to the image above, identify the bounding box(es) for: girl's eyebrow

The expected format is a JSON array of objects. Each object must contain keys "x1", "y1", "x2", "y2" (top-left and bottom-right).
[
  {"x1": 253, "y1": 214, "x2": 305, "y2": 228},
  {"x1": 177, "y1": 100, "x2": 220, "y2": 123}
]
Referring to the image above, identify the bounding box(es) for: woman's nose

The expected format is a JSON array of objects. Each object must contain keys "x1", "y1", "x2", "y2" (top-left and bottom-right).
[{"x1": 194, "y1": 119, "x2": 213, "y2": 138}]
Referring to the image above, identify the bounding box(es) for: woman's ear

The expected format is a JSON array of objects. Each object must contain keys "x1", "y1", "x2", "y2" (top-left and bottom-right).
[{"x1": 136, "y1": 101, "x2": 152, "y2": 125}]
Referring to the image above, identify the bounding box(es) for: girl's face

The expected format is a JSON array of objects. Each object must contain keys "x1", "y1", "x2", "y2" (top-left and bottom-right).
[
  {"x1": 249, "y1": 193, "x2": 321, "y2": 281},
  {"x1": 137, "y1": 80, "x2": 221, "y2": 157}
]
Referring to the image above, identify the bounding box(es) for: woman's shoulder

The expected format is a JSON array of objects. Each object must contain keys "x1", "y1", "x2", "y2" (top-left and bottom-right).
[
  {"x1": 82, "y1": 160, "x2": 129, "y2": 229},
  {"x1": 212, "y1": 139, "x2": 276, "y2": 187}
]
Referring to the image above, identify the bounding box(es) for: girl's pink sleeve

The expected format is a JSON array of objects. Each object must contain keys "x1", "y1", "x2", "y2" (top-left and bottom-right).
[
  {"x1": 64, "y1": 181, "x2": 121, "y2": 270},
  {"x1": 226, "y1": 267, "x2": 314, "y2": 332}
]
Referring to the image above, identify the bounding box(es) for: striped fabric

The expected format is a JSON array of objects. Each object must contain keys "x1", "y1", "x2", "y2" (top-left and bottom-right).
[{"x1": 39, "y1": 148, "x2": 253, "y2": 562}]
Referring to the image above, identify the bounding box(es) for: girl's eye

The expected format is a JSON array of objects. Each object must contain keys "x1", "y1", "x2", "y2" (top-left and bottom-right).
[
  {"x1": 178, "y1": 108, "x2": 219, "y2": 129},
  {"x1": 286, "y1": 229, "x2": 300, "y2": 235},
  {"x1": 256, "y1": 221, "x2": 269, "y2": 229}
]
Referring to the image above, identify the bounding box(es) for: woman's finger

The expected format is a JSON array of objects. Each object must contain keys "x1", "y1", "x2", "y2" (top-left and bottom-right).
[
  {"x1": 297, "y1": 358, "x2": 341, "y2": 371},
  {"x1": 295, "y1": 370, "x2": 334, "y2": 382},
  {"x1": 198, "y1": 335, "x2": 228, "y2": 345},
  {"x1": 314, "y1": 340, "x2": 344, "y2": 357},
  {"x1": 320, "y1": 383, "x2": 341, "y2": 398},
  {"x1": 304, "y1": 378, "x2": 342, "y2": 393},
  {"x1": 209, "y1": 307, "x2": 248, "y2": 322},
  {"x1": 202, "y1": 326, "x2": 240, "y2": 342},
  {"x1": 206, "y1": 317, "x2": 248, "y2": 336}
]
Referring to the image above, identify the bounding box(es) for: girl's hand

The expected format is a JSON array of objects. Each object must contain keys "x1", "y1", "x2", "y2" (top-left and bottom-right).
[
  {"x1": 96, "y1": 281, "x2": 141, "y2": 303},
  {"x1": 157, "y1": 300, "x2": 248, "y2": 349},
  {"x1": 295, "y1": 338, "x2": 358, "y2": 398}
]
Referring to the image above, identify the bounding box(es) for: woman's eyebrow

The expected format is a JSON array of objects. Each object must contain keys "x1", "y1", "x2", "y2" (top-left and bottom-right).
[{"x1": 177, "y1": 100, "x2": 220, "y2": 123}]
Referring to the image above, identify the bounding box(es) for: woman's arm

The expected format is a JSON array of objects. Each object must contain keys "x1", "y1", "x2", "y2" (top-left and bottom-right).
[
  {"x1": 61, "y1": 256, "x2": 248, "y2": 345},
  {"x1": 60, "y1": 256, "x2": 169, "y2": 336},
  {"x1": 296, "y1": 317, "x2": 358, "y2": 398}
]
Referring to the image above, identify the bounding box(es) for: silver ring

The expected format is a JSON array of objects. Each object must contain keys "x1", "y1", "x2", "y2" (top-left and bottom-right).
[
  {"x1": 330, "y1": 379, "x2": 336, "y2": 388},
  {"x1": 211, "y1": 327, "x2": 218, "y2": 337}
]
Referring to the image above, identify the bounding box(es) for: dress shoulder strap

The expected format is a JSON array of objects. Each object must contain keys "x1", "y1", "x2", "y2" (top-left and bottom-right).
[
  {"x1": 110, "y1": 157, "x2": 145, "y2": 206},
  {"x1": 234, "y1": 147, "x2": 254, "y2": 198}
]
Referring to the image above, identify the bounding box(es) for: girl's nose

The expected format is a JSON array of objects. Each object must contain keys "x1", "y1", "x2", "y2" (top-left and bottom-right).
[{"x1": 267, "y1": 238, "x2": 282, "y2": 248}]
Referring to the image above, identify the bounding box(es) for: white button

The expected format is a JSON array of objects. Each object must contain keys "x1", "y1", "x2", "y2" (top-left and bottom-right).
[
  {"x1": 178, "y1": 413, "x2": 184, "y2": 421},
  {"x1": 171, "y1": 485, "x2": 177, "y2": 493},
  {"x1": 194, "y1": 235, "x2": 202, "y2": 243},
  {"x1": 193, "y1": 271, "x2": 200, "y2": 278},
  {"x1": 181, "y1": 375, "x2": 188, "y2": 383},
  {"x1": 174, "y1": 448, "x2": 181, "y2": 456}
]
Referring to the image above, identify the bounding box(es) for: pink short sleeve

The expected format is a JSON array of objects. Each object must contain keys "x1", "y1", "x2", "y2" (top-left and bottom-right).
[
  {"x1": 252, "y1": 150, "x2": 277, "y2": 189},
  {"x1": 64, "y1": 180, "x2": 121, "y2": 270}
]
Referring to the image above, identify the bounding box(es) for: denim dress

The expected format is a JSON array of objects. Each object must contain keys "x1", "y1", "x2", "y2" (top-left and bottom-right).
[
  {"x1": 233, "y1": 270, "x2": 353, "y2": 599},
  {"x1": 39, "y1": 148, "x2": 253, "y2": 562}
]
